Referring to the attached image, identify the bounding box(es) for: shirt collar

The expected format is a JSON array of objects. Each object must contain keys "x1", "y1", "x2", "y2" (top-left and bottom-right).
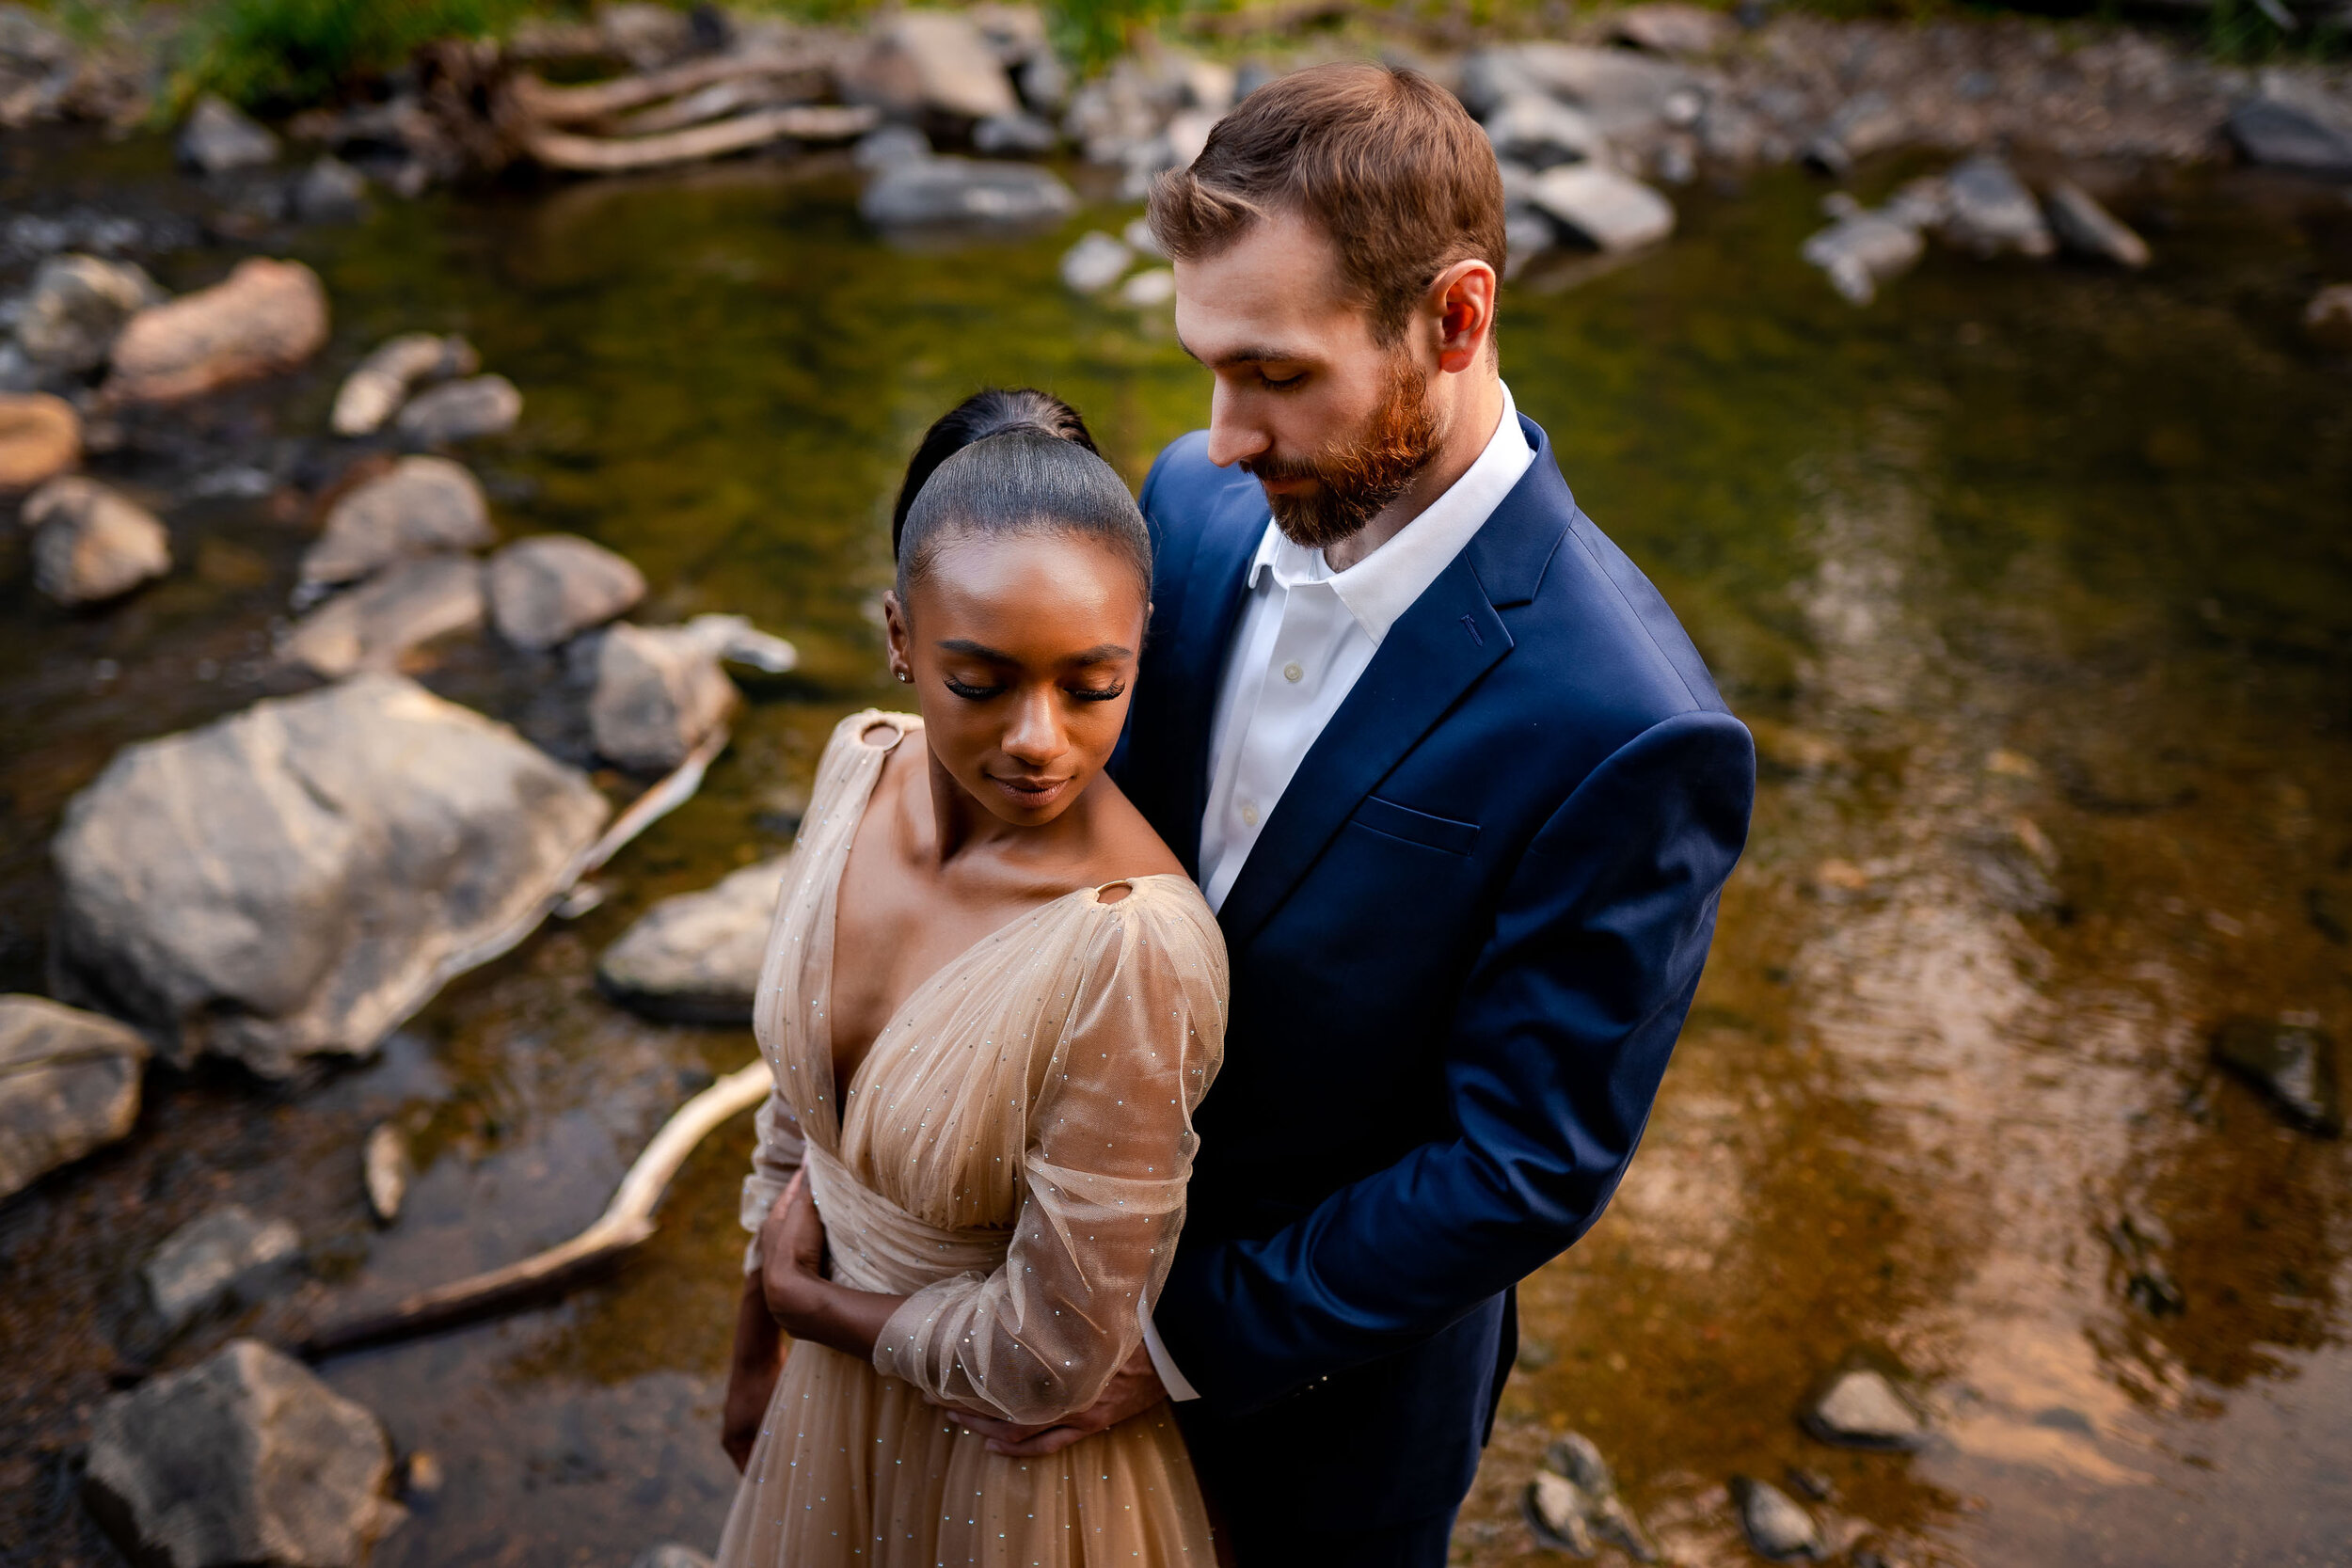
[{"x1": 1244, "y1": 381, "x2": 1535, "y2": 643}]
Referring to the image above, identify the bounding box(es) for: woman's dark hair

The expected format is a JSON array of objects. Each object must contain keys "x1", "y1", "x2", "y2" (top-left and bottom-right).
[
  {"x1": 892, "y1": 391, "x2": 1151, "y2": 608},
  {"x1": 891, "y1": 388, "x2": 1099, "y2": 558}
]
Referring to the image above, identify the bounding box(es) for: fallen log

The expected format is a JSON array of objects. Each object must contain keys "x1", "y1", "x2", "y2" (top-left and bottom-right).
[
  {"x1": 301, "y1": 1057, "x2": 771, "y2": 1358},
  {"x1": 610, "y1": 76, "x2": 805, "y2": 137},
  {"x1": 511, "y1": 50, "x2": 830, "y2": 125},
  {"x1": 522, "y1": 103, "x2": 880, "y2": 171}
]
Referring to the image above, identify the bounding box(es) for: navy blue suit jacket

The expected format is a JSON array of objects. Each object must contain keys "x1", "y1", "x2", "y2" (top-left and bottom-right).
[{"x1": 1112, "y1": 414, "x2": 1756, "y2": 1530}]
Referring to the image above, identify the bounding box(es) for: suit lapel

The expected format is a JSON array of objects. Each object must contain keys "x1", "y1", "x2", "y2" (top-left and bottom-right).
[{"x1": 1153, "y1": 496, "x2": 1264, "y2": 871}]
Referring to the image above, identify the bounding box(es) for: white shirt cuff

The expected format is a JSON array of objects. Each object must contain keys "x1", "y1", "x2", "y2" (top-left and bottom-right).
[{"x1": 1137, "y1": 1299, "x2": 1200, "y2": 1402}]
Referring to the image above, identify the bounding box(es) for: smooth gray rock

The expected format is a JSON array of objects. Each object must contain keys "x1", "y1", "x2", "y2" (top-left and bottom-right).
[
  {"x1": 842, "y1": 11, "x2": 1021, "y2": 121},
  {"x1": 1484, "y1": 93, "x2": 1606, "y2": 170},
  {"x1": 974, "y1": 111, "x2": 1058, "y2": 156},
  {"x1": 598, "y1": 854, "x2": 792, "y2": 1022},
  {"x1": 1525, "y1": 1470, "x2": 1595, "y2": 1554},
  {"x1": 1544, "y1": 1433, "x2": 1658, "y2": 1560},
  {"x1": 2043, "y1": 181, "x2": 2149, "y2": 267},
  {"x1": 362, "y1": 1122, "x2": 410, "y2": 1225},
  {"x1": 394, "y1": 373, "x2": 521, "y2": 445},
  {"x1": 300, "y1": 455, "x2": 492, "y2": 591},
  {"x1": 1059, "y1": 230, "x2": 1134, "y2": 293},
  {"x1": 2212, "y1": 1017, "x2": 2343, "y2": 1136},
  {"x1": 860, "y1": 156, "x2": 1076, "y2": 229},
  {"x1": 1464, "y1": 41, "x2": 1693, "y2": 139},
  {"x1": 1504, "y1": 205, "x2": 1556, "y2": 273},
  {"x1": 14, "y1": 253, "x2": 161, "y2": 372},
  {"x1": 142, "y1": 1205, "x2": 301, "y2": 1332},
  {"x1": 1803, "y1": 1367, "x2": 1927, "y2": 1449},
  {"x1": 852, "y1": 124, "x2": 932, "y2": 170},
  {"x1": 0, "y1": 993, "x2": 148, "y2": 1201},
  {"x1": 22, "y1": 476, "x2": 171, "y2": 606},
  {"x1": 1802, "y1": 213, "x2": 1925, "y2": 304},
  {"x1": 2229, "y1": 96, "x2": 2352, "y2": 177},
  {"x1": 1612, "y1": 4, "x2": 1733, "y2": 56},
  {"x1": 1017, "y1": 49, "x2": 1071, "y2": 115},
  {"x1": 485, "y1": 533, "x2": 645, "y2": 650},
  {"x1": 50, "y1": 673, "x2": 610, "y2": 1075},
  {"x1": 294, "y1": 156, "x2": 370, "y2": 223},
  {"x1": 84, "y1": 1339, "x2": 401, "y2": 1568},
  {"x1": 279, "y1": 555, "x2": 485, "y2": 678},
  {"x1": 330, "y1": 333, "x2": 478, "y2": 436},
  {"x1": 630, "y1": 1547, "x2": 713, "y2": 1568},
  {"x1": 1731, "y1": 1476, "x2": 1823, "y2": 1561},
  {"x1": 1526, "y1": 165, "x2": 1676, "y2": 251},
  {"x1": 178, "y1": 95, "x2": 279, "y2": 174},
  {"x1": 589, "y1": 622, "x2": 740, "y2": 772},
  {"x1": 1941, "y1": 154, "x2": 2054, "y2": 258}
]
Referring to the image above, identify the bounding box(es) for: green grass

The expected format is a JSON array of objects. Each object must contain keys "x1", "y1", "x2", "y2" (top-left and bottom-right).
[{"x1": 178, "y1": 0, "x2": 544, "y2": 111}]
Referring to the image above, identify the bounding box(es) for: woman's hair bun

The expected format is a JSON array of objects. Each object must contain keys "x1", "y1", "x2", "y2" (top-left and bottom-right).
[{"x1": 891, "y1": 388, "x2": 1099, "y2": 556}]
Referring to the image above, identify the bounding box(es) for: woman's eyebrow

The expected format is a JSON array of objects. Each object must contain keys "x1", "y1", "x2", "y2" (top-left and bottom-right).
[
  {"x1": 1066, "y1": 643, "x2": 1136, "y2": 664},
  {"x1": 934, "y1": 638, "x2": 1014, "y2": 660}
]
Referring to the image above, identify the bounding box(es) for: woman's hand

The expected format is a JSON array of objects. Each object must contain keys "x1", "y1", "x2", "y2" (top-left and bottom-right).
[
  {"x1": 757, "y1": 1169, "x2": 830, "y2": 1335},
  {"x1": 721, "y1": 1274, "x2": 785, "y2": 1472}
]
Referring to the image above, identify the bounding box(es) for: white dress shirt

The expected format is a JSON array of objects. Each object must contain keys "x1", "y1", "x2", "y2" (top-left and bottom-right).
[{"x1": 1139, "y1": 380, "x2": 1536, "y2": 1400}]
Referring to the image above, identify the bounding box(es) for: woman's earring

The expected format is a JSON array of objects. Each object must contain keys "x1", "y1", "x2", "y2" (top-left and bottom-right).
[{"x1": 893, "y1": 668, "x2": 912, "y2": 683}]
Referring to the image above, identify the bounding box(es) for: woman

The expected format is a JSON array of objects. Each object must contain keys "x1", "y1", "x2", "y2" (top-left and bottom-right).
[{"x1": 713, "y1": 391, "x2": 1225, "y2": 1566}]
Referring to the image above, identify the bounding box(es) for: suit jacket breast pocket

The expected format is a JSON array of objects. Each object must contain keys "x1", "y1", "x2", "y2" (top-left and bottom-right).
[{"x1": 1349, "y1": 795, "x2": 1481, "y2": 856}]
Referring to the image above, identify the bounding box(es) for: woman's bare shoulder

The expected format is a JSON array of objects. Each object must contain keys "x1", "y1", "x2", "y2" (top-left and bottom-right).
[{"x1": 1077, "y1": 771, "x2": 1186, "y2": 886}]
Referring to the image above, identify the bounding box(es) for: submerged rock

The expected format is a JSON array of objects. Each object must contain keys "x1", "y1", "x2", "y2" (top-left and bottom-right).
[
  {"x1": 23, "y1": 475, "x2": 171, "y2": 606},
  {"x1": 0, "y1": 993, "x2": 148, "y2": 1201},
  {"x1": 177, "y1": 95, "x2": 279, "y2": 174},
  {"x1": 598, "y1": 853, "x2": 793, "y2": 1022},
  {"x1": 278, "y1": 555, "x2": 485, "y2": 677},
  {"x1": 1059, "y1": 230, "x2": 1134, "y2": 293},
  {"x1": 1526, "y1": 166, "x2": 1676, "y2": 251},
  {"x1": 362, "y1": 1122, "x2": 411, "y2": 1226},
  {"x1": 1731, "y1": 1475, "x2": 1823, "y2": 1561},
  {"x1": 300, "y1": 455, "x2": 492, "y2": 590},
  {"x1": 590, "y1": 622, "x2": 741, "y2": 772},
  {"x1": 103, "y1": 259, "x2": 329, "y2": 406},
  {"x1": 294, "y1": 156, "x2": 369, "y2": 223},
  {"x1": 84, "y1": 1339, "x2": 401, "y2": 1568},
  {"x1": 330, "y1": 332, "x2": 478, "y2": 437},
  {"x1": 15, "y1": 253, "x2": 161, "y2": 372},
  {"x1": 0, "y1": 390, "x2": 79, "y2": 490},
  {"x1": 142, "y1": 1205, "x2": 302, "y2": 1334},
  {"x1": 852, "y1": 123, "x2": 932, "y2": 170},
  {"x1": 861, "y1": 156, "x2": 1077, "y2": 229},
  {"x1": 2042, "y1": 181, "x2": 2149, "y2": 268},
  {"x1": 394, "y1": 373, "x2": 521, "y2": 445},
  {"x1": 50, "y1": 673, "x2": 609, "y2": 1075},
  {"x1": 974, "y1": 111, "x2": 1057, "y2": 155},
  {"x1": 1802, "y1": 1367, "x2": 1926, "y2": 1450},
  {"x1": 2211, "y1": 1017, "x2": 2343, "y2": 1136},
  {"x1": 1803, "y1": 213, "x2": 1925, "y2": 305},
  {"x1": 1940, "y1": 155, "x2": 2053, "y2": 258},
  {"x1": 486, "y1": 533, "x2": 645, "y2": 650},
  {"x1": 2228, "y1": 96, "x2": 2352, "y2": 178}
]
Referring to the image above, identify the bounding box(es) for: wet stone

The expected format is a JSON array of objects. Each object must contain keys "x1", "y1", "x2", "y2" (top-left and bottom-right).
[
  {"x1": 0, "y1": 389, "x2": 80, "y2": 489},
  {"x1": 589, "y1": 621, "x2": 741, "y2": 772},
  {"x1": 1484, "y1": 94, "x2": 1606, "y2": 171},
  {"x1": 860, "y1": 156, "x2": 1076, "y2": 229},
  {"x1": 630, "y1": 1546, "x2": 714, "y2": 1568},
  {"x1": 1940, "y1": 155, "x2": 2053, "y2": 258},
  {"x1": 177, "y1": 95, "x2": 279, "y2": 175},
  {"x1": 842, "y1": 10, "x2": 1021, "y2": 122},
  {"x1": 1060, "y1": 230, "x2": 1133, "y2": 293},
  {"x1": 103, "y1": 258, "x2": 329, "y2": 405},
  {"x1": 301, "y1": 455, "x2": 493, "y2": 591},
  {"x1": 852, "y1": 124, "x2": 931, "y2": 170},
  {"x1": 2042, "y1": 181, "x2": 2149, "y2": 268},
  {"x1": 1527, "y1": 166, "x2": 1677, "y2": 251},
  {"x1": 23, "y1": 475, "x2": 171, "y2": 606},
  {"x1": 1731, "y1": 1475, "x2": 1823, "y2": 1561},
  {"x1": 1803, "y1": 1367, "x2": 1926, "y2": 1450},
  {"x1": 362, "y1": 1122, "x2": 411, "y2": 1226},
  {"x1": 2228, "y1": 96, "x2": 2352, "y2": 178},
  {"x1": 330, "y1": 332, "x2": 478, "y2": 437},
  {"x1": 394, "y1": 373, "x2": 521, "y2": 445},
  {"x1": 1525, "y1": 1470, "x2": 1596, "y2": 1554},
  {"x1": 2306, "y1": 285, "x2": 2352, "y2": 347},
  {"x1": 2211, "y1": 1017, "x2": 2343, "y2": 1137},
  {"x1": 598, "y1": 853, "x2": 794, "y2": 1023},
  {"x1": 1526, "y1": 1433, "x2": 1658, "y2": 1560},
  {"x1": 1119, "y1": 268, "x2": 1176, "y2": 308},
  {"x1": 974, "y1": 111, "x2": 1057, "y2": 156},
  {"x1": 1803, "y1": 213, "x2": 1924, "y2": 305},
  {"x1": 142, "y1": 1205, "x2": 302, "y2": 1334},
  {"x1": 487, "y1": 533, "x2": 646, "y2": 649},
  {"x1": 0, "y1": 993, "x2": 149, "y2": 1202},
  {"x1": 278, "y1": 554, "x2": 485, "y2": 678},
  {"x1": 294, "y1": 156, "x2": 370, "y2": 224},
  {"x1": 14, "y1": 253, "x2": 162, "y2": 372},
  {"x1": 84, "y1": 1339, "x2": 401, "y2": 1568}
]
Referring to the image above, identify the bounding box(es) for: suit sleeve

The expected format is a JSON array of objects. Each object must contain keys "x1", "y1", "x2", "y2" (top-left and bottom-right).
[{"x1": 1152, "y1": 708, "x2": 1755, "y2": 1410}]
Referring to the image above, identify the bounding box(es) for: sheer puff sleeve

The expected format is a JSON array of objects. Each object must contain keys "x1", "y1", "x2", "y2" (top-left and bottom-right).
[
  {"x1": 738, "y1": 1084, "x2": 806, "y2": 1275},
  {"x1": 872, "y1": 883, "x2": 1227, "y2": 1425}
]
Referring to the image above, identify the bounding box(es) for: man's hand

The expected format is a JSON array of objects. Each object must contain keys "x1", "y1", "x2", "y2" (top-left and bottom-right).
[
  {"x1": 944, "y1": 1341, "x2": 1168, "y2": 1457},
  {"x1": 757, "y1": 1170, "x2": 828, "y2": 1333}
]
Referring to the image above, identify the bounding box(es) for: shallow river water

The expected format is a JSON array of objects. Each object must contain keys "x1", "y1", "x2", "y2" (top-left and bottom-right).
[{"x1": 3, "y1": 130, "x2": 2349, "y2": 1568}]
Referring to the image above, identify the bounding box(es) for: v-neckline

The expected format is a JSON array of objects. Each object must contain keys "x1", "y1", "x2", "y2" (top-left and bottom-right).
[{"x1": 809, "y1": 716, "x2": 1171, "y2": 1138}]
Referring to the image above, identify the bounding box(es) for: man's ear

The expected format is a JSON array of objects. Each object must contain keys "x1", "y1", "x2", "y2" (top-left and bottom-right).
[{"x1": 1427, "y1": 259, "x2": 1498, "y2": 375}]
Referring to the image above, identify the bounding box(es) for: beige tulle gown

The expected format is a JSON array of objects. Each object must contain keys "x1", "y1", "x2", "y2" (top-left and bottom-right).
[{"x1": 716, "y1": 711, "x2": 1227, "y2": 1567}]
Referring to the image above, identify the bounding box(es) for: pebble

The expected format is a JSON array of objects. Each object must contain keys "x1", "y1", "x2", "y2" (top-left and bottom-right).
[
  {"x1": 1803, "y1": 1366, "x2": 1926, "y2": 1450},
  {"x1": 394, "y1": 374, "x2": 521, "y2": 445},
  {"x1": 141, "y1": 1205, "x2": 302, "y2": 1335},
  {"x1": 1731, "y1": 1475, "x2": 1824, "y2": 1561},
  {"x1": 362, "y1": 1122, "x2": 413, "y2": 1226},
  {"x1": 1059, "y1": 230, "x2": 1134, "y2": 294},
  {"x1": 1119, "y1": 268, "x2": 1176, "y2": 308}
]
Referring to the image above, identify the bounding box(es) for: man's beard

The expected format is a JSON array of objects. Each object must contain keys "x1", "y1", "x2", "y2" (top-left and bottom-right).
[{"x1": 1242, "y1": 355, "x2": 1444, "y2": 553}]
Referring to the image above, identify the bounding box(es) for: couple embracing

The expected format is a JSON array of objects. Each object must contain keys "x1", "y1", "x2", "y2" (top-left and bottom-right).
[{"x1": 710, "y1": 63, "x2": 1755, "y2": 1567}]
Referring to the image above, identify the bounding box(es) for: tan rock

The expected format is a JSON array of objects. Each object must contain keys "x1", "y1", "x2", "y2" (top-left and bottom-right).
[
  {"x1": 842, "y1": 11, "x2": 1021, "y2": 122},
  {"x1": 23, "y1": 477, "x2": 172, "y2": 605},
  {"x1": 0, "y1": 392, "x2": 80, "y2": 491},
  {"x1": 103, "y1": 259, "x2": 329, "y2": 406}
]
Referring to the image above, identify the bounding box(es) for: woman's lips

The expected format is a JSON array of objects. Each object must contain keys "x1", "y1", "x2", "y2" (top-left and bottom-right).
[{"x1": 992, "y1": 774, "x2": 1073, "y2": 809}]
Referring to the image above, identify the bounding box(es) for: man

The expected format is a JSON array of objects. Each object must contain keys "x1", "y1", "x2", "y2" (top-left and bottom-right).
[{"x1": 967, "y1": 62, "x2": 1755, "y2": 1562}]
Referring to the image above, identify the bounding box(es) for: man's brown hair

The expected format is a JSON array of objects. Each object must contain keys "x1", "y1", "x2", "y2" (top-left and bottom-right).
[{"x1": 1147, "y1": 61, "x2": 1506, "y2": 345}]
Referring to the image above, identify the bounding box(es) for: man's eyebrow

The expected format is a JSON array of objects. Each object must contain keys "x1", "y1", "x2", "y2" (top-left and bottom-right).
[{"x1": 1173, "y1": 334, "x2": 1306, "y2": 370}]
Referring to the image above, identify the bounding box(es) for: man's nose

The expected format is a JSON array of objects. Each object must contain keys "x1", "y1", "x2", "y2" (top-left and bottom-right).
[
  {"x1": 1001, "y1": 687, "x2": 1067, "y2": 766},
  {"x1": 1203, "y1": 383, "x2": 1271, "y2": 469}
]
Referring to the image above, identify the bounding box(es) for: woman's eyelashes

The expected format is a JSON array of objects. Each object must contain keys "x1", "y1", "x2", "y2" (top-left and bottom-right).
[
  {"x1": 942, "y1": 675, "x2": 1005, "y2": 701},
  {"x1": 939, "y1": 675, "x2": 1125, "y2": 704}
]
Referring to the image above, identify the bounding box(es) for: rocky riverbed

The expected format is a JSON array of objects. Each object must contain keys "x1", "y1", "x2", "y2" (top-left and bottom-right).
[{"x1": 3, "y1": 3, "x2": 2350, "y2": 1565}]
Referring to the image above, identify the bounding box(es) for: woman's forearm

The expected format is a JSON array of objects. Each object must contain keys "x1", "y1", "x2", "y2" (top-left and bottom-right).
[
  {"x1": 788, "y1": 1277, "x2": 904, "y2": 1362},
  {"x1": 732, "y1": 1272, "x2": 785, "y2": 1370}
]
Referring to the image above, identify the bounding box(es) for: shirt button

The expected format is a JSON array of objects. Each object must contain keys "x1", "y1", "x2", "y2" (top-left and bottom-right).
[
  {"x1": 1282, "y1": 661, "x2": 1304, "y2": 683},
  {"x1": 1240, "y1": 800, "x2": 1260, "y2": 828}
]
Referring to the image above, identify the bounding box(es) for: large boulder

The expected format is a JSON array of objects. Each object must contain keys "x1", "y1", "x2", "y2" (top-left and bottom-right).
[
  {"x1": 590, "y1": 622, "x2": 741, "y2": 772},
  {"x1": 597, "y1": 854, "x2": 792, "y2": 1022},
  {"x1": 1484, "y1": 94, "x2": 1606, "y2": 170},
  {"x1": 14, "y1": 253, "x2": 163, "y2": 372},
  {"x1": 278, "y1": 555, "x2": 485, "y2": 678},
  {"x1": 329, "y1": 333, "x2": 477, "y2": 436},
  {"x1": 861, "y1": 156, "x2": 1076, "y2": 229},
  {"x1": 23, "y1": 476, "x2": 171, "y2": 606},
  {"x1": 0, "y1": 390, "x2": 79, "y2": 490},
  {"x1": 299, "y1": 455, "x2": 492, "y2": 591},
  {"x1": 1461, "y1": 42, "x2": 1692, "y2": 139},
  {"x1": 142, "y1": 1205, "x2": 302, "y2": 1334},
  {"x1": 84, "y1": 1339, "x2": 401, "y2": 1568},
  {"x1": 177, "y1": 94, "x2": 279, "y2": 174},
  {"x1": 1526, "y1": 166, "x2": 1676, "y2": 251},
  {"x1": 393, "y1": 373, "x2": 521, "y2": 445},
  {"x1": 0, "y1": 993, "x2": 148, "y2": 1202},
  {"x1": 103, "y1": 259, "x2": 329, "y2": 406},
  {"x1": 50, "y1": 674, "x2": 610, "y2": 1075},
  {"x1": 842, "y1": 12, "x2": 1021, "y2": 122},
  {"x1": 485, "y1": 533, "x2": 645, "y2": 650}
]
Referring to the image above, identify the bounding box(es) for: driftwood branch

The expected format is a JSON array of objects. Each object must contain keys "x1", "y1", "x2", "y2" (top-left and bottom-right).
[
  {"x1": 510, "y1": 52, "x2": 831, "y2": 125},
  {"x1": 575, "y1": 721, "x2": 732, "y2": 881},
  {"x1": 302, "y1": 1058, "x2": 771, "y2": 1358},
  {"x1": 522, "y1": 104, "x2": 880, "y2": 171}
]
